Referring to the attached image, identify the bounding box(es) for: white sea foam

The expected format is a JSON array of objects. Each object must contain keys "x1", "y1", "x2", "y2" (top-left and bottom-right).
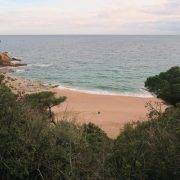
[
  {"x1": 57, "y1": 85, "x2": 153, "y2": 98},
  {"x1": 28, "y1": 63, "x2": 53, "y2": 68},
  {"x1": 15, "y1": 68, "x2": 26, "y2": 73}
]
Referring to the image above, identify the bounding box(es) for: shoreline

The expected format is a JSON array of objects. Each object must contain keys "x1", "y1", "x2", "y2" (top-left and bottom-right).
[
  {"x1": 1, "y1": 70, "x2": 163, "y2": 138},
  {"x1": 56, "y1": 85, "x2": 153, "y2": 98},
  {"x1": 4, "y1": 66, "x2": 153, "y2": 98}
]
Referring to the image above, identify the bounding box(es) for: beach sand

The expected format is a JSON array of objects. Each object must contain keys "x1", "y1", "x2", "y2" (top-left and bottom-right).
[
  {"x1": 52, "y1": 88, "x2": 162, "y2": 138},
  {"x1": 1, "y1": 72, "x2": 163, "y2": 139}
]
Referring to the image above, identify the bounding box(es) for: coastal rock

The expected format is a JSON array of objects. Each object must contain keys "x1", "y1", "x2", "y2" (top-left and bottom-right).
[
  {"x1": 0, "y1": 52, "x2": 12, "y2": 66},
  {"x1": 0, "y1": 52, "x2": 26, "y2": 67},
  {"x1": 12, "y1": 57, "x2": 22, "y2": 61}
]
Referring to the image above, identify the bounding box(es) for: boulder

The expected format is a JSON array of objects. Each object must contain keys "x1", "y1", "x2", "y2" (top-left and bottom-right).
[
  {"x1": 0, "y1": 52, "x2": 12, "y2": 66},
  {"x1": 12, "y1": 57, "x2": 22, "y2": 61},
  {"x1": 0, "y1": 52, "x2": 26, "y2": 67}
]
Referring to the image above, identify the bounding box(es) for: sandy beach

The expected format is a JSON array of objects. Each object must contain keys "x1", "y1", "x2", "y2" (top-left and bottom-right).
[
  {"x1": 52, "y1": 88, "x2": 161, "y2": 138},
  {"x1": 1, "y1": 72, "x2": 163, "y2": 138}
]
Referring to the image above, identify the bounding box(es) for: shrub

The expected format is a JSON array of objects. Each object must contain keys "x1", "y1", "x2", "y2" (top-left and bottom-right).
[
  {"x1": 0, "y1": 79, "x2": 112, "y2": 179},
  {"x1": 145, "y1": 66, "x2": 180, "y2": 106},
  {"x1": 106, "y1": 106, "x2": 180, "y2": 180}
]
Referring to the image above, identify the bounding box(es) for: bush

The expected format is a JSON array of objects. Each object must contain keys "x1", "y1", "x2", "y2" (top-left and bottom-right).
[
  {"x1": 106, "y1": 106, "x2": 180, "y2": 180},
  {"x1": 145, "y1": 66, "x2": 180, "y2": 106},
  {"x1": 0, "y1": 78, "x2": 112, "y2": 179}
]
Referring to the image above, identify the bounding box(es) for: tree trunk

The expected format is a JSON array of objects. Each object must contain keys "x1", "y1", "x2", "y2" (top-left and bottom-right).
[{"x1": 48, "y1": 106, "x2": 56, "y2": 124}]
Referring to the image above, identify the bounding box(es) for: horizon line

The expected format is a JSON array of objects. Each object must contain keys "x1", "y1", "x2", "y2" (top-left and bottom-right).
[{"x1": 0, "y1": 34, "x2": 180, "y2": 36}]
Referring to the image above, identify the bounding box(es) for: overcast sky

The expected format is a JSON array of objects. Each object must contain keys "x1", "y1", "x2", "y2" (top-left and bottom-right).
[{"x1": 0, "y1": 0, "x2": 180, "y2": 35}]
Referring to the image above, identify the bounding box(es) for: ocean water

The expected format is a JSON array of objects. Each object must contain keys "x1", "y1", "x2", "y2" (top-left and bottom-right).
[{"x1": 0, "y1": 35, "x2": 180, "y2": 97}]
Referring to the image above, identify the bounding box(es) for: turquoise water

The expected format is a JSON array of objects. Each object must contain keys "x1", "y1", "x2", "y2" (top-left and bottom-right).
[{"x1": 0, "y1": 35, "x2": 180, "y2": 97}]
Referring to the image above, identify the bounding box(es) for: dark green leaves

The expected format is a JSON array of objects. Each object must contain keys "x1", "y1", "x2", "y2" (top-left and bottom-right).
[
  {"x1": 26, "y1": 91, "x2": 66, "y2": 110},
  {"x1": 145, "y1": 66, "x2": 180, "y2": 106}
]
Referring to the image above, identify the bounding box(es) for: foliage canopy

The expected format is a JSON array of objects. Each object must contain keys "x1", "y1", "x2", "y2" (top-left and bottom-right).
[{"x1": 145, "y1": 66, "x2": 180, "y2": 106}]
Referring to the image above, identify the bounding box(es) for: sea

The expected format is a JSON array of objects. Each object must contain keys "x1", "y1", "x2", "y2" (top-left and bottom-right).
[{"x1": 0, "y1": 35, "x2": 180, "y2": 97}]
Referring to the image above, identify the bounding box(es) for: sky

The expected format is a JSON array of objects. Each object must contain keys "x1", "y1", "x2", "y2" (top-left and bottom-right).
[{"x1": 0, "y1": 0, "x2": 180, "y2": 35}]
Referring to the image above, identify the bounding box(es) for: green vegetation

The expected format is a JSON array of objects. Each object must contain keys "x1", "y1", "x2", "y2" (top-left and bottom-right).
[
  {"x1": 145, "y1": 66, "x2": 180, "y2": 106},
  {"x1": 0, "y1": 75, "x2": 112, "y2": 179},
  {"x1": 106, "y1": 106, "x2": 180, "y2": 179},
  {"x1": 26, "y1": 91, "x2": 66, "y2": 123},
  {"x1": 0, "y1": 66, "x2": 179, "y2": 179}
]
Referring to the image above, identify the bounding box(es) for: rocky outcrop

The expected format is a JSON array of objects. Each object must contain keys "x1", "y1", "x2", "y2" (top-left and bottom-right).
[
  {"x1": 0, "y1": 52, "x2": 11, "y2": 66},
  {"x1": 0, "y1": 52, "x2": 26, "y2": 67}
]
